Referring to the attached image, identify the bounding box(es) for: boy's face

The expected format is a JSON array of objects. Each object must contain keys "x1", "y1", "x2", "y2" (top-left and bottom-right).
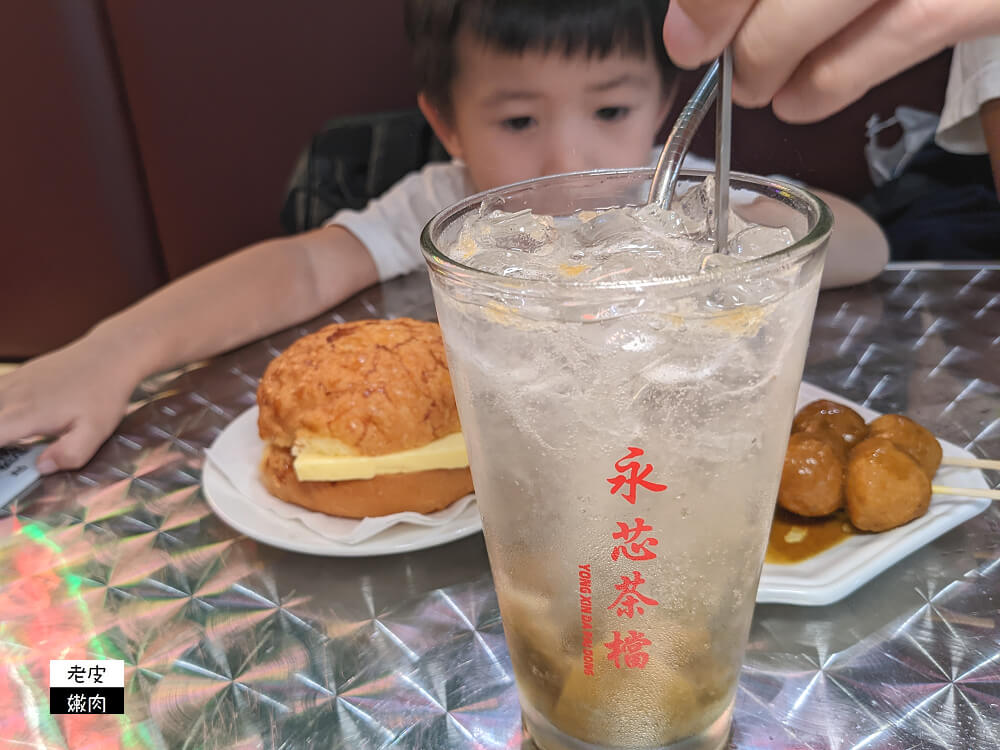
[{"x1": 420, "y1": 33, "x2": 674, "y2": 192}]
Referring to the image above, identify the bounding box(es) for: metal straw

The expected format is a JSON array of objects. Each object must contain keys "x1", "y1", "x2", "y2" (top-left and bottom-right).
[
  {"x1": 713, "y1": 48, "x2": 733, "y2": 252},
  {"x1": 647, "y1": 60, "x2": 719, "y2": 208},
  {"x1": 648, "y1": 49, "x2": 734, "y2": 253}
]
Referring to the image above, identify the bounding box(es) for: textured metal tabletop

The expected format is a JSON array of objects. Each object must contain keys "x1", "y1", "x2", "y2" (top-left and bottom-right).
[{"x1": 2, "y1": 267, "x2": 998, "y2": 750}]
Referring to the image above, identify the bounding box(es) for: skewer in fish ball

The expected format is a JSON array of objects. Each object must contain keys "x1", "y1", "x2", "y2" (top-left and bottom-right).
[
  {"x1": 792, "y1": 399, "x2": 868, "y2": 460},
  {"x1": 777, "y1": 432, "x2": 844, "y2": 517},
  {"x1": 846, "y1": 437, "x2": 931, "y2": 532},
  {"x1": 867, "y1": 414, "x2": 942, "y2": 479}
]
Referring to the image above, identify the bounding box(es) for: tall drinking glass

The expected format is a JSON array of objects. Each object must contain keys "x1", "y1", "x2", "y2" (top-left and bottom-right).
[{"x1": 421, "y1": 169, "x2": 832, "y2": 750}]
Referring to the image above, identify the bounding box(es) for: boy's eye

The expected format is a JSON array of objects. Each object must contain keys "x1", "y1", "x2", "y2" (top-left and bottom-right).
[
  {"x1": 501, "y1": 116, "x2": 535, "y2": 131},
  {"x1": 596, "y1": 106, "x2": 630, "y2": 122}
]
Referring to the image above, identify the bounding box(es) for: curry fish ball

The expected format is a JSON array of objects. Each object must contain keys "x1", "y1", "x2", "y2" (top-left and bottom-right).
[
  {"x1": 778, "y1": 432, "x2": 844, "y2": 517},
  {"x1": 846, "y1": 437, "x2": 931, "y2": 532},
  {"x1": 803, "y1": 424, "x2": 849, "y2": 464},
  {"x1": 867, "y1": 414, "x2": 942, "y2": 479},
  {"x1": 792, "y1": 399, "x2": 868, "y2": 453}
]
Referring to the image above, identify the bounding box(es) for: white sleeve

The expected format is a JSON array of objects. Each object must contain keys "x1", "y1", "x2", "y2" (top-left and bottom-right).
[
  {"x1": 936, "y1": 36, "x2": 1000, "y2": 155},
  {"x1": 326, "y1": 161, "x2": 474, "y2": 282}
]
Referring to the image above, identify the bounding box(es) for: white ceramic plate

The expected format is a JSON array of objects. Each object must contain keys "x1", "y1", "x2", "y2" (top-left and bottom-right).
[
  {"x1": 756, "y1": 382, "x2": 992, "y2": 606},
  {"x1": 201, "y1": 437, "x2": 483, "y2": 558}
]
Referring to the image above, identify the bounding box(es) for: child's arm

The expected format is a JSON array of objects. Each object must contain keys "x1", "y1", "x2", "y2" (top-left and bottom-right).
[
  {"x1": 811, "y1": 188, "x2": 889, "y2": 290},
  {"x1": 981, "y1": 98, "x2": 1000, "y2": 196},
  {"x1": 0, "y1": 226, "x2": 377, "y2": 473},
  {"x1": 98, "y1": 226, "x2": 376, "y2": 376}
]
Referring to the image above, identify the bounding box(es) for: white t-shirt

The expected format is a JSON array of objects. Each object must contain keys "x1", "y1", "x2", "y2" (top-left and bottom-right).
[
  {"x1": 936, "y1": 36, "x2": 1000, "y2": 155},
  {"x1": 330, "y1": 149, "x2": 713, "y2": 282}
]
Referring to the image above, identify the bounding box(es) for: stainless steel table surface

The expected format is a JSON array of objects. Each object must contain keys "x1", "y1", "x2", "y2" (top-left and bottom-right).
[{"x1": 2, "y1": 266, "x2": 998, "y2": 750}]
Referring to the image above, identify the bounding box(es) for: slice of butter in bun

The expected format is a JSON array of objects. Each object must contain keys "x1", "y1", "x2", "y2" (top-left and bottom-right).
[{"x1": 256, "y1": 318, "x2": 473, "y2": 518}]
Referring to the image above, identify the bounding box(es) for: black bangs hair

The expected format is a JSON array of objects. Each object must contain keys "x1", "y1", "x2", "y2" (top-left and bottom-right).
[{"x1": 405, "y1": 0, "x2": 675, "y2": 111}]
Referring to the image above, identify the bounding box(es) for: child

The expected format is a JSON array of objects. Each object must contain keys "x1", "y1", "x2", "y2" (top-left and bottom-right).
[{"x1": 0, "y1": 0, "x2": 884, "y2": 474}]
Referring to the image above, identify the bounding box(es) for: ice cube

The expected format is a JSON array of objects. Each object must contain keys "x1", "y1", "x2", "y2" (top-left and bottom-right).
[
  {"x1": 699, "y1": 253, "x2": 742, "y2": 274},
  {"x1": 486, "y1": 208, "x2": 557, "y2": 253},
  {"x1": 704, "y1": 282, "x2": 757, "y2": 309},
  {"x1": 725, "y1": 210, "x2": 751, "y2": 239},
  {"x1": 476, "y1": 193, "x2": 508, "y2": 217},
  {"x1": 631, "y1": 203, "x2": 687, "y2": 237},
  {"x1": 454, "y1": 207, "x2": 559, "y2": 259},
  {"x1": 600, "y1": 317, "x2": 662, "y2": 353},
  {"x1": 464, "y1": 249, "x2": 553, "y2": 280},
  {"x1": 641, "y1": 356, "x2": 720, "y2": 387},
  {"x1": 574, "y1": 251, "x2": 659, "y2": 283},
  {"x1": 572, "y1": 209, "x2": 648, "y2": 256},
  {"x1": 454, "y1": 216, "x2": 491, "y2": 258},
  {"x1": 676, "y1": 176, "x2": 716, "y2": 236},
  {"x1": 450, "y1": 186, "x2": 796, "y2": 285},
  {"x1": 728, "y1": 225, "x2": 794, "y2": 258}
]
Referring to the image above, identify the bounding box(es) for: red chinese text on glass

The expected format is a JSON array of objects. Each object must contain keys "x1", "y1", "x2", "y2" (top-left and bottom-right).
[{"x1": 580, "y1": 447, "x2": 667, "y2": 674}]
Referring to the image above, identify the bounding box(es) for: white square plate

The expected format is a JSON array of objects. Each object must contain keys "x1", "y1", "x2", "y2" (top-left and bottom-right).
[{"x1": 756, "y1": 382, "x2": 992, "y2": 606}]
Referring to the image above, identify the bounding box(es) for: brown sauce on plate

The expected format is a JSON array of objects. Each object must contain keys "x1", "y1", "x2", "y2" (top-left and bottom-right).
[{"x1": 766, "y1": 509, "x2": 855, "y2": 564}]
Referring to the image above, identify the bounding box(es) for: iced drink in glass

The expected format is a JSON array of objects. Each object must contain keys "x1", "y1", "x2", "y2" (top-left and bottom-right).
[{"x1": 421, "y1": 169, "x2": 832, "y2": 750}]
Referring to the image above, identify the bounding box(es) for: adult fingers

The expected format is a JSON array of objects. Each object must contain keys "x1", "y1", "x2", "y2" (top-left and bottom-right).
[
  {"x1": 663, "y1": 0, "x2": 756, "y2": 69},
  {"x1": 773, "y1": 0, "x2": 1000, "y2": 122},
  {"x1": 730, "y1": 0, "x2": 881, "y2": 108}
]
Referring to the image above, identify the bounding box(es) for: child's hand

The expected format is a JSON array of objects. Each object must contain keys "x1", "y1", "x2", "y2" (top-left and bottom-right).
[{"x1": 0, "y1": 341, "x2": 137, "y2": 474}]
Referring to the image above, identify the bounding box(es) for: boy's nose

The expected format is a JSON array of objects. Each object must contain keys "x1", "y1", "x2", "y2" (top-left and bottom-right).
[{"x1": 543, "y1": 143, "x2": 589, "y2": 176}]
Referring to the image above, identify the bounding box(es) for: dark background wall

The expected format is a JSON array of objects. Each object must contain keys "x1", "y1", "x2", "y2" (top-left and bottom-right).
[{"x1": 0, "y1": 0, "x2": 952, "y2": 359}]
